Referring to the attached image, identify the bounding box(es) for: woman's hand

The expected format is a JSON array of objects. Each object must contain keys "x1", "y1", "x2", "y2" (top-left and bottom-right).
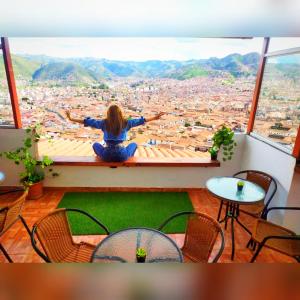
[
  {"x1": 145, "y1": 112, "x2": 165, "y2": 123},
  {"x1": 65, "y1": 110, "x2": 84, "y2": 124},
  {"x1": 65, "y1": 110, "x2": 71, "y2": 120},
  {"x1": 154, "y1": 112, "x2": 165, "y2": 120}
]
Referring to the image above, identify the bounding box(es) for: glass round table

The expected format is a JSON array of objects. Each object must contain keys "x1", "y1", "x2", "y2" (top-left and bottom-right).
[
  {"x1": 206, "y1": 176, "x2": 266, "y2": 260},
  {"x1": 91, "y1": 227, "x2": 183, "y2": 263}
]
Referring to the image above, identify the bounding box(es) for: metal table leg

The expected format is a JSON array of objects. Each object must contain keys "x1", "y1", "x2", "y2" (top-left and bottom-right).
[{"x1": 219, "y1": 202, "x2": 239, "y2": 260}]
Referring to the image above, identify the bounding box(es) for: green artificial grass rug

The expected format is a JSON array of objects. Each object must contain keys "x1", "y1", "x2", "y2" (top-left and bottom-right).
[{"x1": 57, "y1": 192, "x2": 193, "y2": 235}]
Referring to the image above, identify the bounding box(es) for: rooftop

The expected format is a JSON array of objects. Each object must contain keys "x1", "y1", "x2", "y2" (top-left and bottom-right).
[{"x1": 37, "y1": 138, "x2": 209, "y2": 159}]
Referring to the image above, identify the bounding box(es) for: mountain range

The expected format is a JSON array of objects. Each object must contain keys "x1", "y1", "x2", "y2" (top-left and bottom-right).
[{"x1": 0, "y1": 52, "x2": 277, "y2": 83}]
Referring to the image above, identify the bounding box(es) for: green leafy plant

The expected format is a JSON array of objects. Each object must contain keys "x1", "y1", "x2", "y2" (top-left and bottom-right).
[
  {"x1": 237, "y1": 180, "x2": 245, "y2": 191},
  {"x1": 210, "y1": 125, "x2": 237, "y2": 161},
  {"x1": 0, "y1": 125, "x2": 57, "y2": 187},
  {"x1": 208, "y1": 146, "x2": 219, "y2": 160},
  {"x1": 136, "y1": 248, "x2": 147, "y2": 258},
  {"x1": 237, "y1": 180, "x2": 245, "y2": 187}
]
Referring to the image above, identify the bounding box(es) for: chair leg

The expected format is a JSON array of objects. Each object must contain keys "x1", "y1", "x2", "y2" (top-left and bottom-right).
[
  {"x1": 19, "y1": 215, "x2": 31, "y2": 237},
  {"x1": 250, "y1": 243, "x2": 263, "y2": 263},
  {"x1": 246, "y1": 238, "x2": 253, "y2": 249},
  {"x1": 0, "y1": 243, "x2": 13, "y2": 263},
  {"x1": 294, "y1": 256, "x2": 300, "y2": 263},
  {"x1": 217, "y1": 201, "x2": 223, "y2": 221},
  {"x1": 225, "y1": 203, "x2": 229, "y2": 230}
]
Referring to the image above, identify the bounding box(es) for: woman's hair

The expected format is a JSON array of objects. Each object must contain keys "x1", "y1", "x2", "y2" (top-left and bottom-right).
[{"x1": 105, "y1": 104, "x2": 127, "y2": 136}]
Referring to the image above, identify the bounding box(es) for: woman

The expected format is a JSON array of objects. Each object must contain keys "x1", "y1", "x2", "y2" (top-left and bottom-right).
[{"x1": 65, "y1": 104, "x2": 164, "y2": 162}]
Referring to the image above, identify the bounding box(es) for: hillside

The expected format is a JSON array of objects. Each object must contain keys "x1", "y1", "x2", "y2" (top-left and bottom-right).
[
  {"x1": 167, "y1": 65, "x2": 210, "y2": 80},
  {"x1": 0, "y1": 52, "x2": 264, "y2": 82},
  {"x1": 0, "y1": 54, "x2": 41, "y2": 80},
  {"x1": 32, "y1": 62, "x2": 97, "y2": 83}
]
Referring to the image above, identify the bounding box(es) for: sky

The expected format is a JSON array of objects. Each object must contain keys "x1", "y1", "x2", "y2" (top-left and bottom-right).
[{"x1": 9, "y1": 38, "x2": 267, "y2": 61}]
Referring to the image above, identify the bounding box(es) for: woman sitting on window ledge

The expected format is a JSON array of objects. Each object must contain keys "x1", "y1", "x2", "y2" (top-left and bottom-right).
[{"x1": 65, "y1": 104, "x2": 164, "y2": 162}]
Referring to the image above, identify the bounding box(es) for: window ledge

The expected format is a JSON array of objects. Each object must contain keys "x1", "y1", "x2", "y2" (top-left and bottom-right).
[{"x1": 49, "y1": 156, "x2": 220, "y2": 167}]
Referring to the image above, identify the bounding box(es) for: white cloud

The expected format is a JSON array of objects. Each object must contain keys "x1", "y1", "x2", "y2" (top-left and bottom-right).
[{"x1": 9, "y1": 38, "x2": 264, "y2": 61}]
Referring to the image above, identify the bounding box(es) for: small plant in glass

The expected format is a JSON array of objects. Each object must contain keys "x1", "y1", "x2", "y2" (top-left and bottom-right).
[
  {"x1": 136, "y1": 248, "x2": 147, "y2": 263},
  {"x1": 237, "y1": 180, "x2": 245, "y2": 192},
  {"x1": 208, "y1": 146, "x2": 219, "y2": 160}
]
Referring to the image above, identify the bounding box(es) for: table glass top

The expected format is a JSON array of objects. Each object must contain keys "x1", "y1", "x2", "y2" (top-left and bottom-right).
[
  {"x1": 92, "y1": 227, "x2": 183, "y2": 263},
  {"x1": 206, "y1": 177, "x2": 266, "y2": 204}
]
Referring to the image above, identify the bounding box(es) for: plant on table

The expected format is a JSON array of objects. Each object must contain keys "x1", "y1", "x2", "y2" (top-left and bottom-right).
[
  {"x1": 237, "y1": 180, "x2": 245, "y2": 191},
  {"x1": 208, "y1": 125, "x2": 237, "y2": 161},
  {"x1": 208, "y1": 146, "x2": 219, "y2": 160},
  {"x1": 0, "y1": 125, "x2": 58, "y2": 199},
  {"x1": 136, "y1": 247, "x2": 147, "y2": 263}
]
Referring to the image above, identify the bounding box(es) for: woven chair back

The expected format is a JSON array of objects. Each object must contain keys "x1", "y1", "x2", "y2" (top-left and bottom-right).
[
  {"x1": 246, "y1": 171, "x2": 272, "y2": 193},
  {"x1": 35, "y1": 209, "x2": 74, "y2": 262},
  {"x1": 183, "y1": 213, "x2": 221, "y2": 262},
  {"x1": 1, "y1": 191, "x2": 28, "y2": 233}
]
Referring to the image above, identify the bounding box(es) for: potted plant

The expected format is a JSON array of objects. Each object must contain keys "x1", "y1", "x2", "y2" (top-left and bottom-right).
[
  {"x1": 136, "y1": 247, "x2": 147, "y2": 263},
  {"x1": 208, "y1": 146, "x2": 219, "y2": 160},
  {"x1": 237, "y1": 180, "x2": 245, "y2": 192},
  {"x1": 210, "y1": 125, "x2": 237, "y2": 162},
  {"x1": 0, "y1": 126, "x2": 58, "y2": 199}
]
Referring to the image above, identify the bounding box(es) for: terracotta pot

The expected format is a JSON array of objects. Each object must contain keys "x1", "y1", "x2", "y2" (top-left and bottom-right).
[{"x1": 27, "y1": 181, "x2": 44, "y2": 199}]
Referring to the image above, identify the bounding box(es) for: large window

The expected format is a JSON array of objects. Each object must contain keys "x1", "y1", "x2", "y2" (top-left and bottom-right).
[
  {"x1": 0, "y1": 51, "x2": 15, "y2": 127},
  {"x1": 7, "y1": 38, "x2": 262, "y2": 157},
  {"x1": 252, "y1": 38, "x2": 300, "y2": 153}
]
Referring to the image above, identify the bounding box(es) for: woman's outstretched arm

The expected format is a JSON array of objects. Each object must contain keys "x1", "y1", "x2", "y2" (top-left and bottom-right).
[
  {"x1": 65, "y1": 110, "x2": 84, "y2": 124},
  {"x1": 145, "y1": 112, "x2": 165, "y2": 122}
]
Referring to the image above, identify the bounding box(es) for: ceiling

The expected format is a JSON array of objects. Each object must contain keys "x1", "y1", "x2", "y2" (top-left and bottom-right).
[{"x1": 0, "y1": 0, "x2": 300, "y2": 37}]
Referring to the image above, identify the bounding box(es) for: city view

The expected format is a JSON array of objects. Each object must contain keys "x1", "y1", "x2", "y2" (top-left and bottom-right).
[{"x1": 0, "y1": 38, "x2": 299, "y2": 156}]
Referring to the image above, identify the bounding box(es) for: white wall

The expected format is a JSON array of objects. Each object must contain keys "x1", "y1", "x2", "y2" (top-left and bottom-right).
[
  {"x1": 0, "y1": 129, "x2": 28, "y2": 187},
  {"x1": 241, "y1": 135, "x2": 296, "y2": 225},
  {"x1": 283, "y1": 169, "x2": 300, "y2": 234}
]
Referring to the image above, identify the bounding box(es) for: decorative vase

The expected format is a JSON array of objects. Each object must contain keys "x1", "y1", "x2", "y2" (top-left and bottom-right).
[
  {"x1": 210, "y1": 152, "x2": 218, "y2": 160},
  {"x1": 27, "y1": 181, "x2": 44, "y2": 199},
  {"x1": 237, "y1": 185, "x2": 243, "y2": 192}
]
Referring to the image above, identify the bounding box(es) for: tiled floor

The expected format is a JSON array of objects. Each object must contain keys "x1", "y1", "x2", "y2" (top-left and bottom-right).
[{"x1": 0, "y1": 189, "x2": 295, "y2": 263}]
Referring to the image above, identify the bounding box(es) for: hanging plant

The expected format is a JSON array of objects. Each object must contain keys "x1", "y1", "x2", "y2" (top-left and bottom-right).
[
  {"x1": 209, "y1": 125, "x2": 237, "y2": 161},
  {"x1": 0, "y1": 125, "x2": 58, "y2": 187}
]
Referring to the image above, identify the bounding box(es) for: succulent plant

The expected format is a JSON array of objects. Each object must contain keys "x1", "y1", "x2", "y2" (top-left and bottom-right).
[{"x1": 136, "y1": 248, "x2": 147, "y2": 258}]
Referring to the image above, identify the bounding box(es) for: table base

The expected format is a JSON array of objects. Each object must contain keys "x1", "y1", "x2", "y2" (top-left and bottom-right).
[{"x1": 219, "y1": 202, "x2": 252, "y2": 260}]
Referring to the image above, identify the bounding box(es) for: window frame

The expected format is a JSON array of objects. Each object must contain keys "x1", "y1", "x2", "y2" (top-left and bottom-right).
[
  {"x1": 247, "y1": 37, "x2": 300, "y2": 159},
  {"x1": 3, "y1": 36, "x2": 298, "y2": 158},
  {"x1": 0, "y1": 37, "x2": 22, "y2": 129}
]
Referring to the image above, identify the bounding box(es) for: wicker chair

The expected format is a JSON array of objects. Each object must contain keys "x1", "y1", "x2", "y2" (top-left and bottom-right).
[
  {"x1": 250, "y1": 207, "x2": 300, "y2": 262},
  {"x1": 217, "y1": 170, "x2": 277, "y2": 222},
  {"x1": 31, "y1": 208, "x2": 110, "y2": 263},
  {"x1": 0, "y1": 190, "x2": 31, "y2": 262},
  {"x1": 158, "y1": 211, "x2": 225, "y2": 263}
]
